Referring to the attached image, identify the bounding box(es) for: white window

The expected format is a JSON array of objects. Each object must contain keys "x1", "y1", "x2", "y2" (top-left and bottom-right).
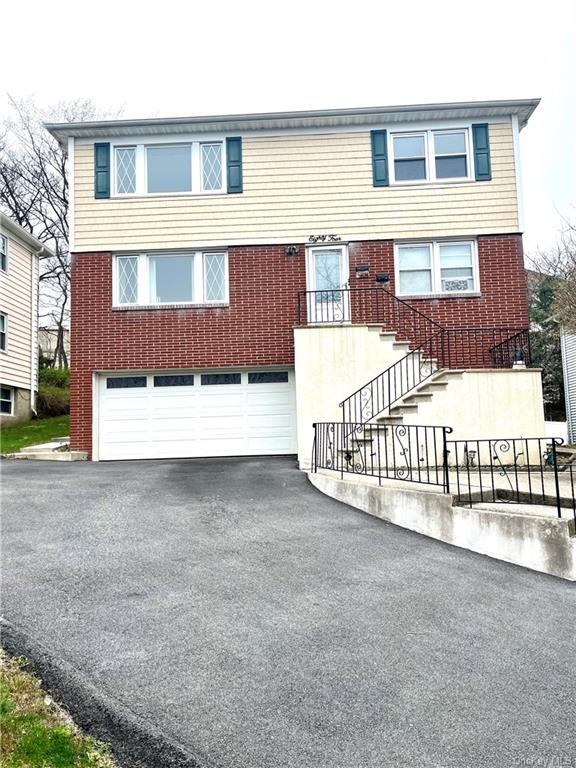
[
  {"x1": 0, "y1": 235, "x2": 7, "y2": 272},
  {"x1": 147, "y1": 145, "x2": 192, "y2": 193},
  {"x1": 114, "y1": 252, "x2": 228, "y2": 307},
  {"x1": 390, "y1": 128, "x2": 471, "y2": 184},
  {"x1": 396, "y1": 240, "x2": 478, "y2": 296},
  {"x1": 113, "y1": 141, "x2": 224, "y2": 196},
  {"x1": 0, "y1": 313, "x2": 6, "y2": 351},
  {"x1": 115, "y1": 147, "x2": 137, "y2": 194},
  {"x1": 0, "y1": 385, "x2": 13, "y2": 415}
]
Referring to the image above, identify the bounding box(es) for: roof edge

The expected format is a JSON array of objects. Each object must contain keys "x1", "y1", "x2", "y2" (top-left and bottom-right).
[
  {"x1": 0, "y1": 213, "x2": 55, "y2": 257},
  {"x1": 45, "y1": 98, "x2": 541, "y2": 142}
]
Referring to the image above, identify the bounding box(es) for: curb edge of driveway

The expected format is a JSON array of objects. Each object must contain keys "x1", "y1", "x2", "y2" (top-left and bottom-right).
[{"x1": 1, "y1": 618, "x2": 217, "y2": 768}]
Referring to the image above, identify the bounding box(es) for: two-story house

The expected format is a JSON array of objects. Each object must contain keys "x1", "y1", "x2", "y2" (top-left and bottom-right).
[
  {"x1": 0, "y1": 214, "x2": 51, "y2": 424},
  {"x1": 47, "y1": 98, "x2": 545, "y2": 463}
]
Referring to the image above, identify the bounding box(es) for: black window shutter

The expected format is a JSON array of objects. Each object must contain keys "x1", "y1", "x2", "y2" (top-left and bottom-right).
[
  {"x1": 226, "y1": 137, "x2": 243, "y2": 194},
  {"x1": 94, "y1": 142, "x2": 110, "y2": 198},
  {"x1": 472, "y1": 124, "x2": 491, "y2": 181},
  {"x1": 371, "y1": 130, "x2": 389, "y2": 187}
]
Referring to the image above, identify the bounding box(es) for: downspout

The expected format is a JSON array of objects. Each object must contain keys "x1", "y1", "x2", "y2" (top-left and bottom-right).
[{"x1": 30, "y1": 247, "x2": 41, "y2": 416}]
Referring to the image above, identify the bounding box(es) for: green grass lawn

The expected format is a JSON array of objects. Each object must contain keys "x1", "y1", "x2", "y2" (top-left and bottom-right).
[
  {"x1": 0, "y1": 415, "x2": 70, "y2": 454},
  {"x1": 0, "y1": 652, "x2": 116, "y2": 767}
]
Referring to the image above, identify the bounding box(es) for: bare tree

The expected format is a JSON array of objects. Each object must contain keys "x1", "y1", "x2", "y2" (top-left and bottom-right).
[
  {"x1": 529, "y1": 218, "x2": 576, "y2": 332},
  {"x1": 0, "y1": 96, "x2": 119, "y2": 367}
]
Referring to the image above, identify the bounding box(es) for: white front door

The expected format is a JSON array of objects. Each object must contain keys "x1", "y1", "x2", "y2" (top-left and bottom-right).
[{"x1": 306, "y1": 245, "x2": 350, "y2": 323}]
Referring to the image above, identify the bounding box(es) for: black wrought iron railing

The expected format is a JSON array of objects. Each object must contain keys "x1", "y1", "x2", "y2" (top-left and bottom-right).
[
  {"x1": 446, "y1": 437, "x2": 576, "y2": 521},
  {"x1": 489, "y1": 329, "x2": 531, "y2": 368},
  {"x1": 296, "y1": 286, "x2": 441, "y2": 342},
  {"x1": 312, "y1": 422, "x2": 452, "y2": 490},
  {"x1": 340, "y1": 327, "x2": 531, "y2": 425},
  {"x1": 340, "y1": 330, "x2": 443, "y2": 424}
]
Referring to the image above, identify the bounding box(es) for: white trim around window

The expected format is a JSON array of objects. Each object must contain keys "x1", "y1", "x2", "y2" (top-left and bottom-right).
[
  {"x1": 111, "y1": 137, "x2": 226, "y2": 198},
  {"x1": 388, "y1": 125, "x2": 474, "y2": 185},
  {"x1": 0, "y1": 234, "x2": 7, "y2": 272},
  {"x1": 113, "y1": 251, "x2": 229, "y2": 308},
  {"x1": 0, "y1": 312, "x2": 6, "y2": 351},
  {"x1": 0, "y1": 384, "x2": 13, "y2": 415},
  {"x1": 395, "y1": 239, "x2": 480, "y2": 298}
]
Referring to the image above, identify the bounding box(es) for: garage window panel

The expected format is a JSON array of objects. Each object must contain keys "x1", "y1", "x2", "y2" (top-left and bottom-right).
[
  {"x1": 106, "y1": 376, "x2": 147, "y2": 389},
  {"x1": 154, "y1": 374, "x2": 195, "y2": 387},
  {"x1": 201, "y1": 373, "x2": 241, "y2": 385},
  {"x1": 248, "y1": 372, "x2": 289, "y2": 384}
]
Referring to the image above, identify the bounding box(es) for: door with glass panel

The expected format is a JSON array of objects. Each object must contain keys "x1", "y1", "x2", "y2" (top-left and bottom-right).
[{"x1": 306, "y1": 246, "x2": 350, "y2": 323}]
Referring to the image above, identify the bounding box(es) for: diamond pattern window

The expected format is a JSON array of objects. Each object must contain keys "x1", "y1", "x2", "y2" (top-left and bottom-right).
[
  {"x1": 115, "y1": 147, "x2": 136, "y2": 194},
  {"x1": 114, "y1": 252, "x2": 229, "y2": 307},
  {"x1": 201, "y1": 144, "x2": 223, "y2": 191},
  {"x1": 117, "y1": 256, "x2": 139, "y2": 305},
  {"x1": 203, "y1": 253, "x2": 227, "y2": 302}
]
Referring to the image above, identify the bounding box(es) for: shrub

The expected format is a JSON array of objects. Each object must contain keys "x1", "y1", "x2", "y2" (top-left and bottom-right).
[
  {"x1": 37, "y1": 383, "x2": 70, "y2": 417},
  {"x1": 39, "y1": 367, "x2": 70, "y2": 389}
]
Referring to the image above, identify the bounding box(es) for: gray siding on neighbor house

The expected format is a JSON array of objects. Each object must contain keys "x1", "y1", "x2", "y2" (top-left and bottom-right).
[{"x1": 561, "y1": 332, "x2": 576, "y2": 443}]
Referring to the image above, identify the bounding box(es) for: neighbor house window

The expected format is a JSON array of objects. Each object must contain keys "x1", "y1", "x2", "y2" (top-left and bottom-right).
[
  {"x1": 0, "y1": 313, "x2": 6, "y2": 351},
  {"x1": 396, "y1": 240, "x2": 478, "y2": 296},
  {"x1": 0, "y1": 385, "x2": 13, "y2": 414},
  {"x1": 0, "y1": 235, "x2": 6, "y2": 272},
  {"x1": 114, "y1": 252, "x2": 228, "y2": 307},
  {"x1": 113, "y1": 141, "x2": 224, "y2": 196},
  {"x1": 390, "y1": 128, "x2": 471, "y2": 183}
]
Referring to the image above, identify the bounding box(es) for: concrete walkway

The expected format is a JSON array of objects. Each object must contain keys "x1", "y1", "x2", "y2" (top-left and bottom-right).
[{"x1": 2, "y1": 457, "x2": 575, "y2": 767}]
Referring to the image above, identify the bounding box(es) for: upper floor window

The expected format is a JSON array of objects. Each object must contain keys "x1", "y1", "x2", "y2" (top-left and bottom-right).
[
  {"x1": 0, "y1": 235, "x2": 6, "y2": 272},
  {"x1": 0, "y1": 313, "x2": 6, "y2": 351},
  {"x1": 396, "y1": 240, "x2": 478, "y2": 297},
  {"x1": 113, "y1": 141, "x2": 224, "y2": 196},
  {"x1": 114, "y1": 251, "x2": 228, "y2": 307},
  {"x1": 390, "y1": 128, "x2": 471, "y2": 184}
]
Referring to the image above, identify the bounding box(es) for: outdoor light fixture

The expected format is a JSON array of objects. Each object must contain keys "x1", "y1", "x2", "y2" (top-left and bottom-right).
[
  {"x1": 375, "y1": 272, "x2": 390, "y2": 284},
  {"x1": 355, "y1": 265, "x2": 369, "y2": 278},
  {"x1": 285, "y1": 245, "x2": 299, "y2": 256},
  {"x1": 513, "y1": 347, "x2": 526, "y2": 368}
]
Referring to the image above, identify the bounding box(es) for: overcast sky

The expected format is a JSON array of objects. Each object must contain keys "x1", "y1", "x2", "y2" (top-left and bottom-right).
[{"x1": 2, "y1": 0, "x2": 574, "y2": 254}]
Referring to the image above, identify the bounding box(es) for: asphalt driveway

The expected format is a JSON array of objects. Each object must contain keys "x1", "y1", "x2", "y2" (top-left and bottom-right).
[{"x1": 2, "y1": 457, "x2": 575, "y2": 768}]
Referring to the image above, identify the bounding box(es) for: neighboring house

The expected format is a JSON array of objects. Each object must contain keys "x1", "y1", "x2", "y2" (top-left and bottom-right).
[
  {"x1": 0, "y1": 214, "x2": 52, "y2": 424},
  {"x1": 38, "y1": 327, "x2": 71, "y2": 368},
  {"x1": 46, "y1": 98, "x2": 545, "y2": 462},
  {"x1": 561, "y1": 333, "x2": 576, "y2": 443}
]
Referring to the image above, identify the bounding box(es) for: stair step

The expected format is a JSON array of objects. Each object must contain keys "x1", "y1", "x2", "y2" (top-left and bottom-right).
[
  {"x1": 401, "y1": 393, "x2": 434, "y2": 404},
  {"x1": 417, "y1": 382, "x2": 448, "y2": 392},
  {"x1": 390, "y1": 403, "x2": 419, "y2": 413},
  {"x1": 375, "y1": 415, "x2": 404, "y2": 424}
]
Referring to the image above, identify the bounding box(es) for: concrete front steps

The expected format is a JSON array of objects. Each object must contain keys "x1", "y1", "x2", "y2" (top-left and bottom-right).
[
  {"x1": 5, "y1": 437, "x2": 87, "y2": 461},
  {"x1": 375, "y1": 369, "x2": 465, "y2": 425}
]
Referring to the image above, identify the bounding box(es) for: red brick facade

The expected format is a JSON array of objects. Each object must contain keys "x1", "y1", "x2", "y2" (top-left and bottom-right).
[{"x1": 70, "y1": 234, "x2": 528, "y2": 455}]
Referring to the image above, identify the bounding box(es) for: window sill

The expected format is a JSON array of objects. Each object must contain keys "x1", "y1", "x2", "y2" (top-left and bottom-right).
[
  {"x1": 113, "y1": 302, "x2": 229, "y2": 311},
  {"x1": 389, "y1": 178, "x2": 474, "y2": 188},
  {"x1": 399, "y1": 292, "x2": 481, "y2": 300},
  {"x1": 110, "y1": 190, "x2": 227, "y2": 200}
]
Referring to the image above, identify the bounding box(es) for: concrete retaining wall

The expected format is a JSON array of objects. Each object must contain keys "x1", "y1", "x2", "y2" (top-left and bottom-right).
[{"x1": 308, "y1": 472, "x2": 576, "y2": 580}]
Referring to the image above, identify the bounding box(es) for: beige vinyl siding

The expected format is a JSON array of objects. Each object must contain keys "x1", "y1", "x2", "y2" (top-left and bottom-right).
[
  {"x1": 73, "y1": 122, "x2": 519, "y2": 251},
  {"x1": 0, "y1": 235, "x2": 35, "y2": 390}
]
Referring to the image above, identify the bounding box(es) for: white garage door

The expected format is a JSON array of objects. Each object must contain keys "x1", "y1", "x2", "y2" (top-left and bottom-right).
[{"x1": 97, "y1": 370, "x2": 297, "y2": 460}]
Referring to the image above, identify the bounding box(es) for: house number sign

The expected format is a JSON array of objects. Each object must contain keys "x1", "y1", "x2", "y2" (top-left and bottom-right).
[{"x1": 308, "y1": 234, "x2": 342, "y2": 243}]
